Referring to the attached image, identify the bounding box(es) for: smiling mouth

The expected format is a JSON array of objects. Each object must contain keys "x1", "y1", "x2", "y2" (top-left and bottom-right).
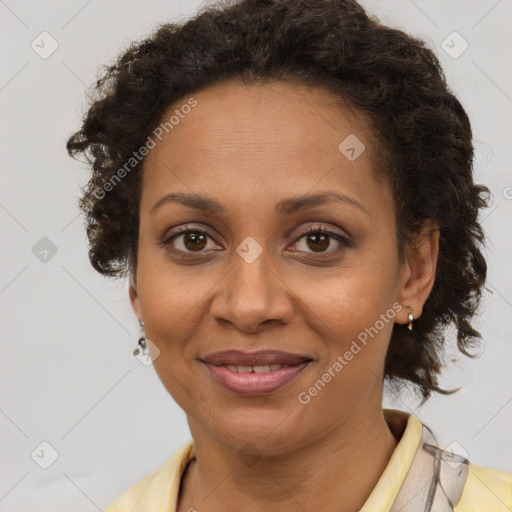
[{"x1": 200, "y1": 350, "x2": 314, "y2": 396}]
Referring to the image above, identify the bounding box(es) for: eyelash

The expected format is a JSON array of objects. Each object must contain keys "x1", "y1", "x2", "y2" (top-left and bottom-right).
[{"x1": 160, "y1": 224, "x2": 353, "y2": 258}]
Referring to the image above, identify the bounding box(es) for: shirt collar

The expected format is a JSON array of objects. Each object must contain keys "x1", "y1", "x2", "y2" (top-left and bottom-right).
[{"x1": 360, "y1": 408, "x2": 423, "y2": 511}]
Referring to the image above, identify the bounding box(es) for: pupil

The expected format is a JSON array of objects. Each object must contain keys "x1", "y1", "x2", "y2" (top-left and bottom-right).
[
  {"x1": 185, "y1": 233, "x2": 206, "y2": 251},
  {"x1": 308, "y1": 234, "x2": 328, "y2": 252}
]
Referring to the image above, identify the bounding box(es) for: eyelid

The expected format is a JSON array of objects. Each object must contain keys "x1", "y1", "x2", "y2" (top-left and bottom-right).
[
  {"x1": 287, "y1": 225, "x2": 354, "y2": 257},
  {"x1": 160, "y1": 224, "x2": 220, "y2": 246},
  {"x1": 293, "y1": 223, "x2": 353, "y2": 243}
]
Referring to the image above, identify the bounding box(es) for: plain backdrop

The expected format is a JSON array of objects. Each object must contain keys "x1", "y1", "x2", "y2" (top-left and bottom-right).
[{"x1": 1, "y1": 0, "x2": 511, "y2": 510}]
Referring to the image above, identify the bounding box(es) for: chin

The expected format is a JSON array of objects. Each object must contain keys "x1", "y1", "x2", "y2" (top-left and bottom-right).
[{"x1": 210, "y1": 404, "x2": 309, "y2": 453}]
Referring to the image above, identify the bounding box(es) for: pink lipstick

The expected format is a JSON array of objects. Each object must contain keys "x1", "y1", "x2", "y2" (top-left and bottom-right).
[{"x1": 200, "y1": 350, "x2": 313, "y2": 396}]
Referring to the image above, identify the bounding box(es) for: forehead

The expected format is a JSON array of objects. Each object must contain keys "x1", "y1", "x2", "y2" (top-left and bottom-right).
[
  {"x1": 140, "y1": 80, "x2": 385, "y2": 214},
  {"x1": 146, "y1": 79, "x2": 374, "y2": 157}
]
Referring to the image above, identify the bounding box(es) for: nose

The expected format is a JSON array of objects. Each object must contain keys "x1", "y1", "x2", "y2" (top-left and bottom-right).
[{"x1": 209, "y1": 247, "x2": 294, "y2": 333}]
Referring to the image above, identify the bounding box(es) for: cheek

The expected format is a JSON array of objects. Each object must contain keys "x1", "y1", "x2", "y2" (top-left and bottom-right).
[
  {"x1": 136, "y1": 242, "x2": 210, "y2": 336},
  {"x1": 291, "y1": 249, "x2": 399, "y2": 337},
  {"x1": 297, "y1": 307, "x2": 396, "y2": 421},
  {"x1": 294, "y1": 244, "x2": 399, "y2": 379}
]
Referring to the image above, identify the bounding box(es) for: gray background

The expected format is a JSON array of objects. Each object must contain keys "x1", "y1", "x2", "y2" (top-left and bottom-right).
[{"x1": 1, "y1": 0, "x2": 511, "y2": 510}]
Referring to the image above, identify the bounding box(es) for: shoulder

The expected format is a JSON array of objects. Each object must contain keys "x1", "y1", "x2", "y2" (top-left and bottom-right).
[
  {"x1": 104, "y1": 440, "x2": 195, "y2": 512},
  {"x1": 455, "y1": 463, "x2": 512, "y2": 511}
]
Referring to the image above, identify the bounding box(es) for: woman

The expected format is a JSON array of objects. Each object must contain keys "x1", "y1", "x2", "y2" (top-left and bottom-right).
[{"x1": 66, "y1": 0, "x2": 512, "y2": 510}]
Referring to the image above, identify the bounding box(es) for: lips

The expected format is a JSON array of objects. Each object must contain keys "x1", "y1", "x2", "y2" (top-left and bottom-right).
[{"x1": 200, "y1": 350, "x2": 313, "y2": 396}]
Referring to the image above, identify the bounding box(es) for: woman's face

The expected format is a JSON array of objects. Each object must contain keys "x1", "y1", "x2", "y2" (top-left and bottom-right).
[{"x1": 130, "y1": 80, "x2": 426, "y2": 454}]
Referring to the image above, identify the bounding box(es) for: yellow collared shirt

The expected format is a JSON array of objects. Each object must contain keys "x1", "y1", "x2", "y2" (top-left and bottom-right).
[{"x1": 105, "y1": 409, "x2": 512, "y2": 511}]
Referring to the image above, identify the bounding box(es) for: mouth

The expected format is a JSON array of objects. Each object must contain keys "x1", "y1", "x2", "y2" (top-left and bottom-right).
[{"x1": 200, "y1": 350, "x2": 314, "y2": 397}]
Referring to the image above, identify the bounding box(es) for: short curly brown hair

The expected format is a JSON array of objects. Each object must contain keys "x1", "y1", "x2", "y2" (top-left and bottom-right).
[{"x1": 66, "y1": 0, "x2": 490, "y2": 404}]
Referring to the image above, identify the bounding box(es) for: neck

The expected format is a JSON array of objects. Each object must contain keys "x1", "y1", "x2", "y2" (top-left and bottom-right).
[{"x1": 178, "y1": 406, "x2": 399, "y2": 512}]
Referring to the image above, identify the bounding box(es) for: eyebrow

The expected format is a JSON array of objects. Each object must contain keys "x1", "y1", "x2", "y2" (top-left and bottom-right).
[{"x1": 150, "y1": 191, "x2": 370, "y2": 217}]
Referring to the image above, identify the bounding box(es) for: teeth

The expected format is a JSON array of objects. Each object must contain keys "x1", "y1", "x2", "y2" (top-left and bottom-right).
[
  {"x1": 253, "y1": 365, "x2": 270, "y2": 373},
  {"x1": 225, "y1": 364, "x2": 284, "y2": 373}
]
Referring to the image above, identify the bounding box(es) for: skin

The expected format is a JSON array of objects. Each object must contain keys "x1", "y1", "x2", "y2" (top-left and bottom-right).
[{"x1": 129, "y1": 80, "x2": 440, "y2": 512}]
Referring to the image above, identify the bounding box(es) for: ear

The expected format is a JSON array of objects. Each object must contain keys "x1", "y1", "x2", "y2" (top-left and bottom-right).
[
  {"x1": 395, "y1": 220, "x2": 440, "y2": 325},
  {"x1": 129, "y1": 271, "x2": 142, "y2": 321}
]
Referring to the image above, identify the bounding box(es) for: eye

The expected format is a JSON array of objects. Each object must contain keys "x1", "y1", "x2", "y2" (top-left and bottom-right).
[
  {"x1": 160, "y1": 225, "x2": 221, "y2": 255},
  {"x1": 160, "y1": 223, "x2": 353, "y2": 258},
  {"x1": 290, "y1": 225, "x2": 353, "y2": 256}
]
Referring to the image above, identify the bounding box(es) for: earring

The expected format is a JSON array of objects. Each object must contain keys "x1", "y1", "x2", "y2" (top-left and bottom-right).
[
  {"x1": 407, "y1": 307, "x2": 415, "y2": 331},
  {"x1": 133, "y1": 336, "x2": 147, "y2": 357},
  {"x1": 134, "y1": 318, "x2": 147, "y2": 357},
  {"x1": 133, "y1": 318, "x2": 147, "y2": 357}
]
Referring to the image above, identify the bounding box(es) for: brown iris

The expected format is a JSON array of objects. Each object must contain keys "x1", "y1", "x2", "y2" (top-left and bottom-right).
[
  {"x1": 184, "y1": 232, "x2": 207, "y2": 251},
  {"x1": 307, "y1": 233, "x2": 329, "y2": 252}
]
